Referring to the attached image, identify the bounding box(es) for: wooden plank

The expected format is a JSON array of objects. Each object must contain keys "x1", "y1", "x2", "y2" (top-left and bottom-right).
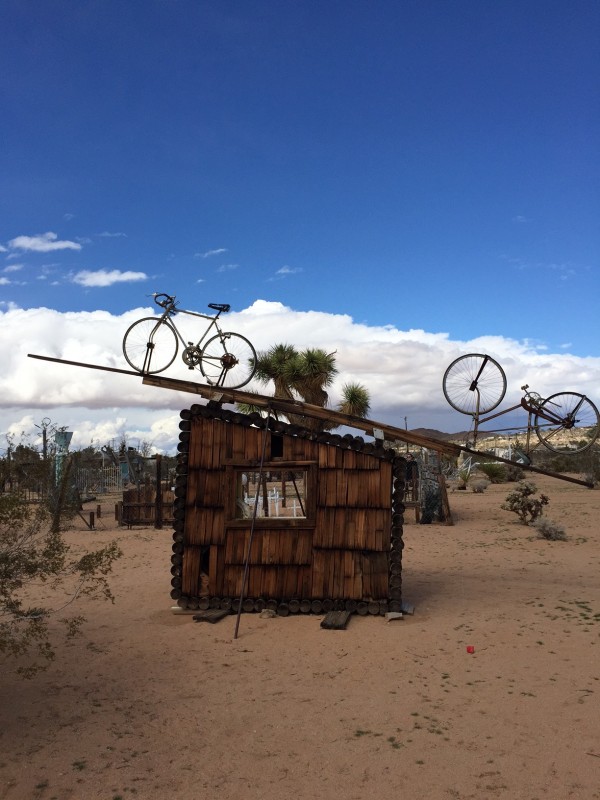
[
  {"x1": 200, "y1": 418, "x2": 215, "y2": 469},
  {"x1": 224, "y1": 530, "x2": 313, "y2": 566},
  {"x1": 438, "y1": 474, "x2": 453, "y2": 526},
  {"x1": 42, "y1": 359, "x2": 592, "y2": 479},
  {"x1": 206, "y1": 468, "x2": 220, "y2": 508},
  {"x1": 311, "y1": 550, "x2": 326, "y2": 599},
  {"x1": 361, "y1": 551, "x2": 389, "y2": 600},
  {"x1": 381, "y1": 462, "x2": 393, "y2": 507},
  {"x1": 211, "y1": 543, "x2": 225, "y2": 595},
  {"x1": 320, "y1": 610, "x2": 352, "y2": 630},
  {"x1": 317, "y1": 444, "x2": 329, "y2": 468},
  {"x1": 193, "y1": 609, "x2": 230, "y2": 623},
  {"x1": 182, "y1": 545, "x2": 201, "y2": 595},
  {"x1": 224, "y1": 420, "x2": 234, "y2": 460},
  {"x1": 342, "y1": 449, "x2": 357, "y2": 470},
  {"x1": 232, "y1": 423, "x2": 245, "y2": 460}
]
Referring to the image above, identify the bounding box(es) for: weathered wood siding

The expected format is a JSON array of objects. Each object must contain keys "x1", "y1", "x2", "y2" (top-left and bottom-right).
[{"x1": 172, "y1": 405, "x2": 405, "y2": 612}]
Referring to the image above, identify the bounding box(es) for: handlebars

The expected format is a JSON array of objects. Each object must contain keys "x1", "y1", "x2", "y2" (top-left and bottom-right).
[{"x1": 153, "y1": 292, "x2": 176, "y2": 309}]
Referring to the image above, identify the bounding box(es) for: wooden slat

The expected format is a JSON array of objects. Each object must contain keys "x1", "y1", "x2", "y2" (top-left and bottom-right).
[
  {"x1": 223, "y1": 530, "x2": 313, "y2": 566},
  {"x1": 182, "y1": 545, "x2": 201, "y2": 595},
  {"x1": 210, "y1": 544, "x2": 224, "y2": 595}
]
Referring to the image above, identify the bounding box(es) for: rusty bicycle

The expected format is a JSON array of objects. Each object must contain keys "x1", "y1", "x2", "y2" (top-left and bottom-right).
[
  {"x1": 122, "y1": 292, "x2": 257, "y2": 389},
  {"x1": 442, "y1": 353, "x2": 599, "y2": 455}
]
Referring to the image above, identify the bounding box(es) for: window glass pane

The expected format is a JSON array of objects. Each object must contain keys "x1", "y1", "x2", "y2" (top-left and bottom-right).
[{"x1": 235, "y1": 470, "x2": 308, "y2": 519}]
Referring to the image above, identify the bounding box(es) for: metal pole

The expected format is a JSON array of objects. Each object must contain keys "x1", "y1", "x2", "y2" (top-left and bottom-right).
[{"x1": 234, "y1": 406, "x2": 272, "y2": 640}]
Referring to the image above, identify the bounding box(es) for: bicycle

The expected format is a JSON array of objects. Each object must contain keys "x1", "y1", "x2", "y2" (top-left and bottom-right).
[
  {"x1": 122, "y1": 293, "x2": 257, "y2": 389},
  {"x1": 442, "y1": 353, "x2": 600, "y2": 455}
]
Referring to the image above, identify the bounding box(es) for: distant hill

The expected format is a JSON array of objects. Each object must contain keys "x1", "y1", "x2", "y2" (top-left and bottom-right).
[{"x1": 410, "y1": 427, "x2": 469, "y2": 443}]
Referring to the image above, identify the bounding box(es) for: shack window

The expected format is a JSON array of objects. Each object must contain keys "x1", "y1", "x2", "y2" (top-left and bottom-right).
[{"x1": 234, "y1": 469, "x2": 310, "y2": 520}]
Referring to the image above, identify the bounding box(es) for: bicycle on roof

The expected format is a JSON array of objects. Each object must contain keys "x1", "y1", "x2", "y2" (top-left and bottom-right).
[
  {"x1": 442, "y1": 353, "x2": 599, "y2": 456},
  {"x1": 122, "y1": 293, "x2": 257, "y2": 389}
]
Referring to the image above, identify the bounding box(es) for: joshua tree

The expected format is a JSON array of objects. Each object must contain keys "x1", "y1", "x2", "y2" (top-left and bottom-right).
[{"x1": 239, "y1": 344, "x2": 370, "y2": 431}]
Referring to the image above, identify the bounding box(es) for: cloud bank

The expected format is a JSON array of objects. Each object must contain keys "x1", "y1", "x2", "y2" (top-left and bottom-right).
[
  {"x1": 7, "y1": 232, "x2": 82, "y2": 253},
  {"x1": 1, "y1": 299, "x2": 599, "y2": 454}
]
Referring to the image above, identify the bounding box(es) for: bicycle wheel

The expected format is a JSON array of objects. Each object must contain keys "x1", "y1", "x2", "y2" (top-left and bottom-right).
[
  {"x1": 199, "y1": 333, "x2": 256, "y2": 388},
  {"x1": 122, "y1": 317, "x2": 178, "y2": 374},
  {"x1": 442, "y1": 353, "x2": 507, "y2": 415},
  {"x1": 534, "y1": 392, "x2": 600, "y2": 454}
]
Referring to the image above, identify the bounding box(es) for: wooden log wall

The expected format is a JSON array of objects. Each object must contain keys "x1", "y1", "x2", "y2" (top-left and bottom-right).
[{"x1": 170, "y1": 404, "x2": 406, "y2": 615}]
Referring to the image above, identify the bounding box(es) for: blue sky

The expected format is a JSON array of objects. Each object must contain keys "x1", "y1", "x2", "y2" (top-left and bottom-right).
[{"x1": 1, "y1": 1, "x2": 599, "y2": 451}]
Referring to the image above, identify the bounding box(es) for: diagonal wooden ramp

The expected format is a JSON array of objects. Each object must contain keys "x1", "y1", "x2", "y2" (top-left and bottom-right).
[{"x1": 27, "y1": 353, "x2": 593, "y2": 487}]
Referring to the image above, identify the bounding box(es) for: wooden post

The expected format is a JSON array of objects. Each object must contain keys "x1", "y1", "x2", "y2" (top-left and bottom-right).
[
  {"x1": 155, "y1": 454, "x2": 163, "y2": 529},
  {"x1": 96, "y1": 503, "x2": 101, "y2": 519}
]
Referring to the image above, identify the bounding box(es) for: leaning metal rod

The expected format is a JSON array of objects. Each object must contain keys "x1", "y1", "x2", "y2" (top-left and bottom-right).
[
  {"x1": 233, "y1": 406, "x2": 272, "y2": 640},
  {"x1": 289, "y1": 472, "x2": 306, "y2": 517}
]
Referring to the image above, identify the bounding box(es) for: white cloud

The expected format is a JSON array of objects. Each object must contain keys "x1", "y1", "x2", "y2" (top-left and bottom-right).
[
  {"x1": 217, "y1": 263, "x2": 238, "y2": 272},
  {"x1": 3, "y1": 264, "x2": 24, "y2": 273},
  {"x1": 8, "y1": 232, "x2": 82, "y2": 253},
  {"x1": 276, "y1": 266, "x2": 303, "y2": 275},
  {"x1": 1, "y1": 299, "x2": 599, "y2": 456},
  {"x1": 97, "y1": 231, "x2": 127, "y2": 238},
  {"x1": 195, "y1": 248, "x2": 228, "y2": 259},
  {"x1": 0, "y1": 278, "x2": 10, "y2": 285},
  {"x1": 71, "y1": 269, "x2": 148, "y2": 287}
]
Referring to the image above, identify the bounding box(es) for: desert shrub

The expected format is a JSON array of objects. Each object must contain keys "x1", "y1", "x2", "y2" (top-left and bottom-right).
[
  {"x1": 533, "y1": 517, "x2": 567, "y2": 541},
  {"x1": 501, "y1": 481, "x2": 549, "y2": 525},
  {"x1": 547, "y1": 455, "x2": 572, "y2": 474},
  {"x1": 478, "y1": 463, "x2": 506, "y2": 483},
  {"x1": 504, "y1": 463, "x2": 525, "y2": 482},
  {"x1": 0, "y1": 483, "x2": 122, "y2": 677},
  {"x1": 470, "y1": 479, "x2": 490, "y2": 493}
]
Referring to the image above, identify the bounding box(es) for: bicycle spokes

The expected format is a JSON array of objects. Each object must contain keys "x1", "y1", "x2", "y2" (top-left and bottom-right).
[{"x1": 199, "y1": 333, "x2": 257, "y2": 389}]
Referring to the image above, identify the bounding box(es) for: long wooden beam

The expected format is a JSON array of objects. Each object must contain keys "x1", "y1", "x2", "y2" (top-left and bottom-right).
[
  {"x1": 27, "y1": 353, "x2": 593, "y2": 487},
  {"x1": 140, "y1": 373, "x2": 464, "y2": 456}
]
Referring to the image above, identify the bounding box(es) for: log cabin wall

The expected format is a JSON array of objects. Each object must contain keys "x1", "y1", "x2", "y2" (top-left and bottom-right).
[{"x1": 171, "y1": 404, "x2": 405, "y2": 615}]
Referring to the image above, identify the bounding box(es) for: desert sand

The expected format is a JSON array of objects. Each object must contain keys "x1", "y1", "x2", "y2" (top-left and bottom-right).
[{"x1": 1, "y1": 473, "x2": 599, "y2": 800}]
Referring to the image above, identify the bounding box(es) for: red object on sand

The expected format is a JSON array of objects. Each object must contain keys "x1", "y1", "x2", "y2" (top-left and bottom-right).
[{"x1": 466, "y1": 645, "x2": 475, "y2": 654}]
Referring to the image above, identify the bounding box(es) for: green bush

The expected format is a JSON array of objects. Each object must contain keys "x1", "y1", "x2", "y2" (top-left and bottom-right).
[
  {"x1": 478, "y1": 463, "x2": 506, "y2": 483},
  {"x1": 501, "y1": 481, "x2": 549, "y2": 525}
]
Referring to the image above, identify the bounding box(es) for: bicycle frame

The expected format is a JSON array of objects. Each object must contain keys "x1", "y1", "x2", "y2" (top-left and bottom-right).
[
  {"x1": 152, "y1": 304, "x2": 225, "y2": 352},
  {"x1": 467, "y1": 391, "x2": 581, "y2": 453}
]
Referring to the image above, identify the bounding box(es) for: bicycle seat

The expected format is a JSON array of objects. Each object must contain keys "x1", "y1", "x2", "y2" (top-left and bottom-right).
[{"x1": 208, "y1": 303, "x2": 230, "y2": 313}]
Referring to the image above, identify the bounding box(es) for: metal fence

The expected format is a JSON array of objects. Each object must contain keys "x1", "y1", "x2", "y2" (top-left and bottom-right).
[{"x1": 73, "y1": 465, "x2": 123, "y2": 494}]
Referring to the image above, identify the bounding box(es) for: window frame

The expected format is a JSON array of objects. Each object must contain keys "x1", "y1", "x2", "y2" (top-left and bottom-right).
[{"x1": 225, "y1": 461, "x2": 317, "y2": 528}]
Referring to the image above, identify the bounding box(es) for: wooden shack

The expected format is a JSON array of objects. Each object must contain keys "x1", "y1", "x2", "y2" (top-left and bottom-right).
[{"x1": 170, "y1": 403, "x2": 406, "y2": 615}]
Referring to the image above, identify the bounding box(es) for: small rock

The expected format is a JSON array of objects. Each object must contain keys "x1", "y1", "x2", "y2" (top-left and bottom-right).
[{"x1": 259, "y1": 609, "x2": 277, "y2": 619}]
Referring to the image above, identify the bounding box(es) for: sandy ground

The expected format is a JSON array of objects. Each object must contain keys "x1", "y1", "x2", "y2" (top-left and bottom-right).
[{"x1": 1, "y1": 473, "x2": 599, "y2": 800}]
